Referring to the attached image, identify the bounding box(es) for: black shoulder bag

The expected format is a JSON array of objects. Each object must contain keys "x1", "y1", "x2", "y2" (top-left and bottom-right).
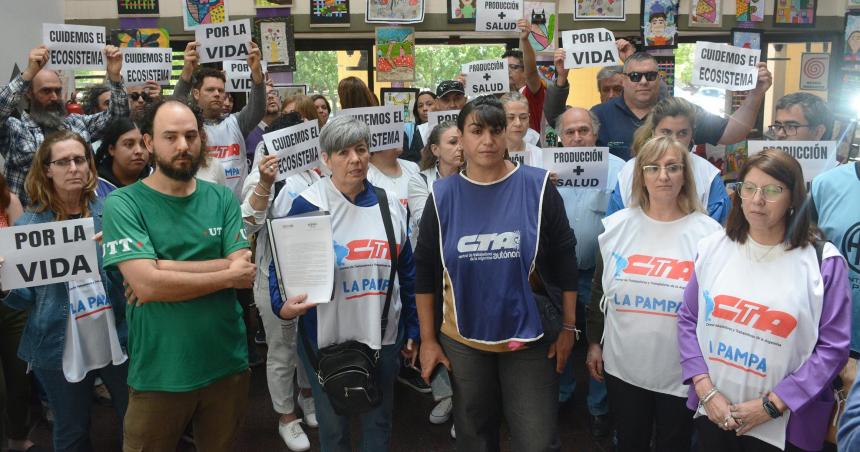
[{"x1": 298, "y1": 187, "x2": 398, "y2": 416}]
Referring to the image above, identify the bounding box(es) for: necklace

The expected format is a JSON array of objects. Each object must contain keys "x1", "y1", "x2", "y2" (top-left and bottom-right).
[{"x1": 745, "y1": 238, "x2": 781, "y2": 263}]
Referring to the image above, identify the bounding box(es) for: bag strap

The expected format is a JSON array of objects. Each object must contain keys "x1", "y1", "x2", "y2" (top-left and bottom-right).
[{"x1": 814, "y1": 238, "x2": 826, "y2": 267}]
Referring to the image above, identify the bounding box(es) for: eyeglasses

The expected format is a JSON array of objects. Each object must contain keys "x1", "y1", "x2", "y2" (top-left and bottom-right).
[
  {"x1": 509, "y1": 64, "x2": 524, "y2": 71},
  {"x1": 642, "y1": 163, "x2": 684, "y2": 177},
  {"x1": 735, "y1": 182, "x2": 785, "y2": 202},
  {"x1": 767, "y1": 123, "x2": 811, "y2": 136},
  {"x1": 625, "y1": 71, "x2": 660, "y2": 83},
  {"x1": 48, "y1": 156, "x2": 88, "y2": 169},
  {"x1": 129, "y1": 92, "x2": 152, "y2": 102}
]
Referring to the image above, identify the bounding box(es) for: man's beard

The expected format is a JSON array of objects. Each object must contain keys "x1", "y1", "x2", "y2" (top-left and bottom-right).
[
  {"x1": 29, "y1": 101, "x2": 67, "y2": 134},
  {"x1": 155, "y1": 146, "x2": 207, "y2": 182}
]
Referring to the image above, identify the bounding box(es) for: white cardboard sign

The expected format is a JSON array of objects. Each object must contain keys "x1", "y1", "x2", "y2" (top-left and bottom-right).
[
  {"x1": 747, "y1": 141, "x2": 837, "y2": 182},
  {"x1": 464, "y1": 59, "x2": 510, "y2": 97},
  {"x1": 0, "y1": 218, "x2": 98, "y2": 290},
  {"x1": 427, "y1": 110, "x2": 460, "y2": 129},
  {"x1": 43, "y1": 23, "x2": 106, "y2": 70},
  {"x1": 692, "y1": 41, "x2": 760, "y2": 91},
  {"x1": 541, "y1": 147, "x2": 609, "y2": 190},
  {"x1": 121, "y1": 48, "x2": 173, "y2": 87},
  {"x1": 561, "y1": 28, "x2": 620, "y2": 69},
  {"x1": 222, "y1": 59, "x2": 267, "y2": 92},
  {"x1": 263, "y1": 120, "x2": 322, "y2": 182},
  {"x1": 475, "y1": 0, "x2": 523, "y2": 32},
  {"x1": 195, "y1": 19, "x2": 252, "y2": 64},
  {"x1": 339, "y1": 106, "x2": 405, "y2": 152}
]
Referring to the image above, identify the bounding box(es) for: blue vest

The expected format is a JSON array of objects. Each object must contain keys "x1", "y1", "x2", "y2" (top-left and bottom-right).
[{"x1": 433, "y1": 165, "x2": 547, "y2": 343}]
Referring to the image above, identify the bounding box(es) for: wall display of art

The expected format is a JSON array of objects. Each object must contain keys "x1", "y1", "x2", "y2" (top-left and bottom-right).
[
  {"x1": 375, "y1": 27, "x2": 415, "y2": 82},
  {"x1": 111, "y1": 28, "x2": 170, "y2": 47},
  {"x1": 274, "y1": 83, "x2": 308, "y2": 100},
  {"x1": 845, "y1": 13, "x2": 860, "y2": 64},
  {"x1": 689, "y1": 0, "x2": 722, "y2": 27},
  {"x1": 722, "y1": 141, "x2": 748, "y2": 181},
  {"x1": 574, "y1": 0, "x2": 625, "y2": 21},
  {"x1": 381, "y1": 87, "x2": 419, "y2": 123},
  {"x1": 654, "y1": 55, "x2": 675, "y2": 95},
  {"x1": 117, "y1": 0, "x2": 159, "y2": 15},
  {"x1": 773, "y1": 0, "x2": 816, "y2": 27},
  {"x1": 731, "y1": 27, "x2": 763, "y2": 49},
  {"x1": 311, "y1": 0, "x2": 351, "y2": 27},
  {"x1": 182, "y1": 0, "x2": 228, "y2": 30},
  {"x1": 367, "y1": 0, "x2": 425, "y2": 23},
  {"x1": 523, "y1": 2, "x2": 557, "y2": 55},
  {"x1": 255, "y1": 0, "x2": 291, "y2": 8},
  {"x1": 736, "y1": 0, "x2": 764, "y2": 22},
  {"x1": 254, "y1": 17, "x2": 296, "y2": 72},
  {"x1": 535, "y1": 58, "x2": 557, "y2": 86},
  {"x1": 448, "y1": 0, "x2": 476, "y2": 23},
  {"x1": 642, "y1": 0, "x2": 679, "y2": 49}
]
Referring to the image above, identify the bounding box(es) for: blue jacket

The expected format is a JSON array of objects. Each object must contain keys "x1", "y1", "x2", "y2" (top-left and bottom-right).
[
  {"x1": 3, "y1": 197, "x2": 127, "y2": 370},
  {"x1": 839, "y1": 370, "x2": 860, "y2": 451}
]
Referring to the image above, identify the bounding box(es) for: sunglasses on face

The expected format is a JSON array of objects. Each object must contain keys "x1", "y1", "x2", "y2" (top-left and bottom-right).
[
  {"x1": 129, "y1": 92, "x2": 152, "y2": 102},
  {"x1": 625, "y1": 71, "x2": 660, "y2": 83}
]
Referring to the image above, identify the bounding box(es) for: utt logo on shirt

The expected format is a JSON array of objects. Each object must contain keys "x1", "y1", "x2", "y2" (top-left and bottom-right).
[
  {"x1": 703, "y1": 291, "x2": 797, "y2": 339},
  {"x1": 204, "y1": 227, "x2": 223, "y2": 237},
  {"x1": 208, "y1": 144, "x2": 241, "y2": 159},
  {"x1": 102, "y1": 237, "x2": 143, "y2": 256},
  {"x1": 611, "y1": 253, "x2": 693, "y2": 282}
]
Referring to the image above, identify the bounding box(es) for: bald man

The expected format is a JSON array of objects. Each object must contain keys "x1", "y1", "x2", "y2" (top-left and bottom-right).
[{"x1": 0, "y1": 45, "x2": 129, "y2": 206}]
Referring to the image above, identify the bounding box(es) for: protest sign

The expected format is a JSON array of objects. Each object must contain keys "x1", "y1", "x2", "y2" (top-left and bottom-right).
[
  {"x1": 263, "y1": 120, "x2": 321, "y2": 182},
  {"x1": 541, "y1": 147, "x2": 609, "y2": 189},
  {"x1": 0, "y1": 218, "x2": 98, "y2": 290},
  {"x1": 195, "y1": 19, "x2": 252, "y2": 64},
  {"x1": 692, "y1": 41, "x2": 760, "y2": 91},
  {"x1": 561, "y1": 28, "x2": 620, "y2": 69},
  {"x1": 43, "y1": 23, "x2": 106, "y2": 70},
  {"x1": 120, "y1": 47, "x2": 172, "y2": 86},
  {"x1": 747, "y1": 140, "x2": 837, "y2": 182},
  {"x1": 508, "y1": 149, "x2": 541, "y2": 168},
  {"x1": 427, "y1": 110, "x2": 460, "y2": 129},
  {"x1": 339, "y1": 106, "x2": 405, "y2": 152},
  {"x1": 475, "y1": 0, "x2": 523, "y2": 32},
  {"x1": 464, "y1": 59, "x2": 509, "y2": 97},
  {"x1": 222, "y1": 59, "x2": 268, "y2": 92}
]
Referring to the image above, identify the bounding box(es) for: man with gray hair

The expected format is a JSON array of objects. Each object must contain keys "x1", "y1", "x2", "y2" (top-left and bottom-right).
[{"x1": 596, "y1": 66, "x2": 624, "y2": 104}]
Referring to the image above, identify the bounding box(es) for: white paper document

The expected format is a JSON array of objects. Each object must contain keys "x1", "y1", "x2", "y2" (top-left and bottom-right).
[{"x1": 268, "y1": 214, "x2": 334, "y2": 304}]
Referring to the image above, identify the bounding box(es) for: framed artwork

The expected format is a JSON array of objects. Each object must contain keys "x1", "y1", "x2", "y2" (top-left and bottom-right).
[
  {"x1": 642, "y1": 0, "x2": 679, "y2": 49},
  {"x1": 731, "y1": 28, "x2": 763, "y2": 50},
  {"x1": 773, "y1": 0, "x2": 816, "y2": 27},
  {"x1": 574, "y1": 0, "x2": 625, "y2": 21},
  {"x1": 182, "y1": 0, "x2": 228, "y2": 30},
  {"x1": 535, "y1": 58, "x2": 557, "y2": 86},
  {"x1": 254, "y1": 17, "x2": 296, "y2": 72},
  {"x1": 655, "y1": 55, "x2": 675, "y2": 95},
  {"x1": 845, "y1": 13, "x2": 860, "y2": 63},
  {"x1": 736, "y1": 0, "x2": 764, "y2": 22},
  {"x1": 366, "y1": 0, "x2": 425, "y2": 23},
  {"x1": 447, "y1": 0, "x2": 476, "y2": 24},
  {"x1": 117, "y1": 0, "x2": 159, "y2": 15},
  {"x1": 274, "y1": 83, "x2": 308, "y2": 100},
  {"x1": 111, "y1": 28, "x2": 170, "y2": 47},
  {"x1": 689, "y1": 0, "x2": 721, "y2": 27},
  {"x1": 375, "y1": 27, "x2": 415, "y2": 82},
  {"x1": 381, "y1": 87, "x2": 419, "y2": 123},
  {"x1": 255, "y1": 0, "x2": 291, "y2": 7},
  {"x1": 525, "y1": 2, "x2": 557, "y2": 54},
  {"x1": 310, "y1": 0, "x2": 351, "y2": 27}
]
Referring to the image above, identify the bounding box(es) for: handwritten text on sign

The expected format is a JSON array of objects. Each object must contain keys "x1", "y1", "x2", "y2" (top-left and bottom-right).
[
  {"x1": 692, "y1": 41, "x2": 760, "y2": 91},
  {"x1": 195, "y1": 19, "x2": 252, "y2": 64},
  {"x1": 747, "y1": 141, "x2": 837, "y2": 182},
  {"x1": 43, "y1": 23, "x2": 106, "y2": 70},
  {"x1": 476, "y1": 0, "x2": 523, "y2": 32},
  {"x1": 223, "y1": 60, "x2": 268, "y2": 92},
  {"x1": 263, "y1": 119, "x2": 322, "y2": 182},
  {"x1": 339, "y1": 106, "x2": 405, "y2": 152},
  {"x1": 562, "y1": 28, "x2": 620, "y2": 69},
  {"x1": 121, "y1": 48, "x2": 173, "y2": 87},
  {"x1": 427, "y1": 110, "x2": 460, "y2": 129},
  {"x1": 465, "y1": 59, "x2": 509, "y2": 97},
  {"x1": 0, "y1": 218, "x2": 98, "y2": 290},
  {"x1": 542, "y1": 147, "x2": 609, "y2": 190}
]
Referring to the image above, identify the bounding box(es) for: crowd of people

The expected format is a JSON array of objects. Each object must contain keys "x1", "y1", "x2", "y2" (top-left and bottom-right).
[{"x1": 0, "y1": 19, "x2": 858, "y2": 452}]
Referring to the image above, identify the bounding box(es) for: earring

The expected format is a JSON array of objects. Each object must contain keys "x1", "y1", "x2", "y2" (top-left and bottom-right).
[{"x1": 789, "y1": 208, "x2": 795, "y2": 216}]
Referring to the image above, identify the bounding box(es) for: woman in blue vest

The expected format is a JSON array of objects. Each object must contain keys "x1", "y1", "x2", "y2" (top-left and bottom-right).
[{"x1": 414, "y1": 96, "x2": 578, "y2": 452}]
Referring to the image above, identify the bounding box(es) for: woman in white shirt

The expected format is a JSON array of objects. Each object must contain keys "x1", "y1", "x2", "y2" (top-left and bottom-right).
[{"x1": 500, "y1": 91, "x2": 542, "y2": 168}]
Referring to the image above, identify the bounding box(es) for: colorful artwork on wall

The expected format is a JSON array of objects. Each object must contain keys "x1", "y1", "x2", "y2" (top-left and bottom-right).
[
  {"x1": 112, "y1": 28, "x2": 170, "y2": 48},
  {"x1": 524, "y1": 2, "x2": 557, "y2": 54},
  {"x1": 642, "y1": 0, "x2": 679, "y2": 49},
  {"x1": 311, "y1": 0, "x2": 351, "y2": 27},
  {"x1": 689, "y1": 0, "x2": 721, "y2": 27},
  {"x1": 366, "y1": 0, "x2": 425, "y2": 23},
  {"x1": 117, "y1": 0, "x2": 159, "y2": 15},
  {"x1": 182, "y1": 0, "x2": 228, "y2": 30},
  {"x1": 254, "y1": 17, "x2": 296, "y2": 72},
  {"x1": 375, "y1": 27, "x2": 415, "y2": 82},
  {"x1": 574, "y1": 0, "x2": 625, "y2": 21},
  {"x1": 736, "y1": 0, "x2": 764, "y2": 22},
  {"x1": 773, "y1": 0, "x2": 816, "y2": 27}
]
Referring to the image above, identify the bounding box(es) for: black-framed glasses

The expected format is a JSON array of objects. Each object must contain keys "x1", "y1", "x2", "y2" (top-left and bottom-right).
[
  {"x1": 625, "y1": 71, "x2": 660, "y2": 83},
  {"x1": 48, "y1": 156, "x2": 88, "y2": 168},
  {"x1": 767, "y1": 123, "x2": 811, "y2": 136},
  {"x1": 735, "y1": 182, "x2": 785, "y2": 202},
  {"x1": 129, "y1": 92, "x2": 152, "y2": 102},
  {"x1": 642, "y1": 163, "x2": 684, "y2": 177}
]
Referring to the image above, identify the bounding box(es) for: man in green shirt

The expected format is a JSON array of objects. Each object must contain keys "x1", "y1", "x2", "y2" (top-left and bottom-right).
[{"x1": 101, "y1": 98, "x2": 256, "y2": 452}]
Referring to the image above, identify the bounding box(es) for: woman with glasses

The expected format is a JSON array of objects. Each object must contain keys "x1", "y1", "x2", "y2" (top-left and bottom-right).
[
  {"x1": 587, "y1": 136, "x2": 721, "y2": 452},
  {"x1": 501, "y1": 92, "x2": 542, "y2": 167},
  {"x1": 607, "y1": 97, "x2": 730, "y2": 224},
  {"x1": 1, "y1": 131, "x2": 129, "y2": 451},
  {"x1": 677, "y1": 149, "x2": 851, "y2": 452}
]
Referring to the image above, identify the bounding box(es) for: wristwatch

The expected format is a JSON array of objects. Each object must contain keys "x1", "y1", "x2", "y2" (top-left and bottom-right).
[{"x1": 762, "y1": 396, "x2": 782, "y2": 418}]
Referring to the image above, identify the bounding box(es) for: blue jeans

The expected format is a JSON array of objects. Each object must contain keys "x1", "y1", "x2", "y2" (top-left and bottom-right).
[
  {"x1": 297, "y1": 328, "x2": 405, "y2": 452},
  {"x1": 558, "y1": 268, "x2": 609, "y2": 416},
  {"x1": 32, "y1": 362, "x2": 129, "y2": 452}
]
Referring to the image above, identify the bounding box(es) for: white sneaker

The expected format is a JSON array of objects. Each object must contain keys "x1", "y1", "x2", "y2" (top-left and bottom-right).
[
  {"x1": 450, "y1": 424, "x2": 456, "y2": 439},
  {"x1": 429, "y1": 397, "x2": 452, "y2": 424},
  {"x1": 278, "y1": 419, "x2": 310, "y2": 452},
  {"x1": 297, "y1": 393, "x2": 318, "y2": 428}
]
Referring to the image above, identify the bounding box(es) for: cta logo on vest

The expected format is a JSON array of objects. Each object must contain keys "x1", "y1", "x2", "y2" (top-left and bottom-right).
[
  {"x1": 704, "y1": 291, "x2": 798, "y2": 339},
  {"x1": 456, "y1": 231, "x2": 520, "y2": 261},
  {"x1": 334, "y1": 239, "x2": 396, "y2": 266},
  {"x1": 611, "y1": 253, "x2": 693, "y2": 282}
]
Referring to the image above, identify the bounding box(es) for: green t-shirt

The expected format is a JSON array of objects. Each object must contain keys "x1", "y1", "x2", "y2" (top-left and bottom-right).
[{"x1": 101, "y1": 179, "x2": 250, "y2": 392}]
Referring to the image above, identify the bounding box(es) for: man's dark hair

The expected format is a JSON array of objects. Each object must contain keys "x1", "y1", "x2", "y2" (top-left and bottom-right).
[
  {"x1": 501, "y1": 49, "x2": 524, "y2": 65},
  {"x1": 650, "y1": 12, "x2": 667, "y2": 22},
  {"x1": 191, "y1": 67, "x2": 226, "y2": 90},
  {"x1": 83, "y1": 85, "x2": 110, "y2": 115},
  {"x1": 138, "y1": 97, "x2": 204, "y2": 136},
  {"x1": 775, "y1": 92, "x2": 834, "y2": 140}
]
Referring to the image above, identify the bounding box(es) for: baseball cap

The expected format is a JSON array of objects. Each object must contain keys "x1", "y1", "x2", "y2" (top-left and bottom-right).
[{"x1": 436, "y1": 80, "x2": 465, "y2": 98}]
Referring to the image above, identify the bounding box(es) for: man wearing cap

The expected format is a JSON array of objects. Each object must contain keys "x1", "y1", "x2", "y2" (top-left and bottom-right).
[{"x1": 404, "y1": 80, "x2": 466, "y2": 162}]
